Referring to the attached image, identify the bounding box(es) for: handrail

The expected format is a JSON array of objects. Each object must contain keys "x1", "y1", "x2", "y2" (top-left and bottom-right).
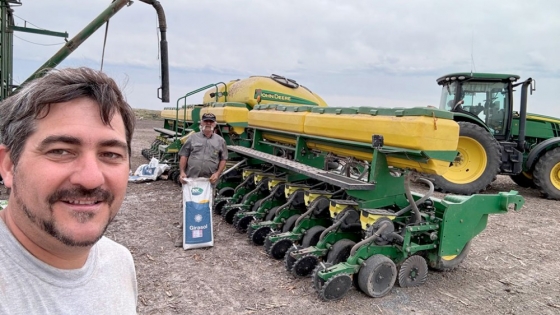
[{"x1": 173, "y1": 82, "x2": 228, "y2": 135}]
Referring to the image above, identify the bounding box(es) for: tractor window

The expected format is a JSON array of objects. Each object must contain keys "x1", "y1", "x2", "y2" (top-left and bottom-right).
[
  {"x1": 460, "y1": 82, "x2": 508, "y2": 136},
  {"x1": 439, "y1": 82, "x2": 458, "y2": 110}
]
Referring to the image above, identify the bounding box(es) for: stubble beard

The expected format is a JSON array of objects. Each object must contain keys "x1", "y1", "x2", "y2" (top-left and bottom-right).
[{"x1": 12, "y1": 174, "x2": 116, "y2": 248}]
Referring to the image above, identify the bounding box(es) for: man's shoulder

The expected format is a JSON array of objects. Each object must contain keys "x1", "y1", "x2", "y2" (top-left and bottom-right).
[{"x1": 96, "y1": 237, "x2": 134, "y2": 262}]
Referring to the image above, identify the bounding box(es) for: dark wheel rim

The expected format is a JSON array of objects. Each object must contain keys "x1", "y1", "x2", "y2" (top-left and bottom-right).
[
  {"x1": 235, "y1": 216, "x2": 254, "y2": 233},
  {"x1": 213, "y1": 200, "x2": 227, "y2": 216},
  {"x1": 320, "y1": 274, "x2": 352, "y2": 301},
  {"x1": 292, "y1": 255, "x2": 319, "y2": 277},
  {"x1": 312, "y1": 263, "x2": 332, "y2": 291},
  {"x1": 284, "y1": 245, "x2": 301, "y2": 271},
  {"x1": 250, "y1": 226, "x2": 272, "y2": 246},
  {"x1": 223, "y1": 208, "x2": 239, "y2": 224},
  {"x1": 269, "y1": 239, "x2": 293, "y2": 260}
]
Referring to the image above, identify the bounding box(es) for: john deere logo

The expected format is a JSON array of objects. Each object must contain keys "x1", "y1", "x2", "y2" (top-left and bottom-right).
[{"x1": 191, "y1": 187, "x2": 203, "y2": 195}]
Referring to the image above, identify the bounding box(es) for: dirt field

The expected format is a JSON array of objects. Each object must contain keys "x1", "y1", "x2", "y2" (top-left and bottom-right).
[{"x1": 110, "y1": 119, "x2": 560, "y2": 315}]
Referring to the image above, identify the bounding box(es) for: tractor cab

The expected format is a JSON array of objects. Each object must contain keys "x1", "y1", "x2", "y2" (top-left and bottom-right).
[{"x1": 437, "y1": 73, "x2": 520, "y2": 141}]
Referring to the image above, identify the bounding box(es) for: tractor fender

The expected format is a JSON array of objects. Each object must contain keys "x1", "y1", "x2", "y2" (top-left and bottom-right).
[
  {"x1": 525, "y1": 137, "x2": 560, "y2": 169},
  {"x1": 452, "y1": 113, "x2": 493, "y2": 133}
]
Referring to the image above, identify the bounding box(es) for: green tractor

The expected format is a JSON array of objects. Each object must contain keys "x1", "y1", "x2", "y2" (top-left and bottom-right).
[{"x1": 433, "y1": 73, "x2": 560, "y2": 199}]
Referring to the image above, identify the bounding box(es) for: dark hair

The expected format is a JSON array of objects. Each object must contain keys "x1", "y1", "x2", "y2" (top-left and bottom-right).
[{"x1": 0, "y1": 67, "x2": 135, "y2": 166}]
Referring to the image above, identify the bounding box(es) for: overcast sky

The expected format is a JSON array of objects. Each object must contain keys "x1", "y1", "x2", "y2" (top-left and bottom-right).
[{"x1": 10, "y1": 0, "x2": 560, "y2": 117}]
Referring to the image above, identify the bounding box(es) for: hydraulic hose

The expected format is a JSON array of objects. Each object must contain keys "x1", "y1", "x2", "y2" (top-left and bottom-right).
[
  {"x1": 350, "y1": 222, "x2": 389, "y2": 257},
  {"x1": 394, "y1": 177, "x2": 434, "y2": 217},
  {"x1": 404, "y1": 174, "x2": 422, "y2": 225},
  {"x1": 274, "y1": 189, "x2": 302, "y2": 215},
  {"x1": 234, "y1": 174, "x2": 254, "y2": 193},
  {"x1": 294, "y1": 198, "x2": 319, "y2": 227},
  {"x1": 318, "y1": 211, "x2": 349, "y2": 241}
]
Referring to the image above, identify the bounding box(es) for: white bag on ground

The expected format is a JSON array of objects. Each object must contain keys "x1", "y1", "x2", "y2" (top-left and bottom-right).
[
  {"x1": 129, "y1": 157, "x2": 169, "y2": 182},
  {"x1": 182, "y1": 178, "x2": 214, "y2": 250}
]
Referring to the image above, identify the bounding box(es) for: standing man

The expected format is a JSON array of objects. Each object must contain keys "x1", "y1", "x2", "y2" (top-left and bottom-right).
[
  {"x1": 175, "y1": 112, "x2": 228, "y2": 247},
  {"x1": 178, "y1": 112, "x2": 228, "y2": 184},
  {"x1": 0, "y1": 67, "x2": 138, "y2": 314}
]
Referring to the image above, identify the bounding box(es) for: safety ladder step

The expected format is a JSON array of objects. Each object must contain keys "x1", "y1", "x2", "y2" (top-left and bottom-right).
[{"x1": 228, "y1": 145, "x2": 375, "y2": 190}]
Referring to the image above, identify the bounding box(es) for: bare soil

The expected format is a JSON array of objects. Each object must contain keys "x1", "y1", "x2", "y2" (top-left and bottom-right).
[{"x1": 110, "y1": 119, "x2": 560, "y2": 315}]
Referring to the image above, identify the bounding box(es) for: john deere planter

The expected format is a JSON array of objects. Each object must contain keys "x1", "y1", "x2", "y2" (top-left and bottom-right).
[
  {"x1": 146, "y1": 75, "x2": 525, "y2": 300},
  {"x1": 213, "y1": 103, "x2": 523, "y2": 300}
]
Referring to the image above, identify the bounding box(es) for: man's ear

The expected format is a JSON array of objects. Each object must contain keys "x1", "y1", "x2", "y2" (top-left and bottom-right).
[{"x1": 0, "y1": 145, "x2": 14, "y2": 188}]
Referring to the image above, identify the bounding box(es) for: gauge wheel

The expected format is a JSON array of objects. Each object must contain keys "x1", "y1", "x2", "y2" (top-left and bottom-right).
[
  {"x1": 282, "y1": 215, "x2": 300, "y2": 233},
  {"x1": 217, "y1": 187, "x2": 235, "y2": 198},
  {"x1": 358, "y1": 254, "x2": 397, "y2": 298},
  {"x1": 326, "y1": 239, "x2": 356, "y2": 265},
  {"x1": 301, "y1": 226, "x2": 327, "y2": 247}
]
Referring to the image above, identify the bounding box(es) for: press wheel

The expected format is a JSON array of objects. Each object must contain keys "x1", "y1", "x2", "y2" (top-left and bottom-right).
[
  {"x1": 398, "y1": 255, "x2": 428, "y2": 288},
  {"x1": 326, "y1": 239, "x2": 356, "y2": 265}
]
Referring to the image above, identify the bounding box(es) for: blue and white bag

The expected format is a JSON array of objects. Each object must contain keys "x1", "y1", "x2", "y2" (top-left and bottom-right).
[{"x1": 182, "y1": 178, "x2": 214, "y2": 250}]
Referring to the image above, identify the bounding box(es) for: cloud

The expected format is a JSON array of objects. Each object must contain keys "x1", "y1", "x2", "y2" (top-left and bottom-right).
[{"x1": 8, "y1": 0, "x2": 560, "y2": 118}]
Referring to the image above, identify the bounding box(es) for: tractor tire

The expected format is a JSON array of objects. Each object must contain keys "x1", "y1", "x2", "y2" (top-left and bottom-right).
[
  {"x1": 430, "y1": 241, "x2": 471, "y2": 271},
  {"x1": 509, "y1": 172, "x2": 535, "y2": 188},
  {"x1": 433, "y1": 122, "x2": 501, "y2": 195},
  {"x1": 533, "y1": 147, "x2": 560, "y2": 200}
]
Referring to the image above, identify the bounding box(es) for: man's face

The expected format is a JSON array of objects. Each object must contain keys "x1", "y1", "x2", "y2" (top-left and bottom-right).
[
  {"x1": 1, "y1": 97, "x2": 129, "y2": 248},
  {"x1": 201, "y1": 119, "x2": 216, "y2": 131}
]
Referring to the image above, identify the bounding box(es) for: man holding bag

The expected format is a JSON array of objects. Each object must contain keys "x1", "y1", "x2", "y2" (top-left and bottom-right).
[{"x1": 175, "y1": 113, "x2": 227, "y2": 248}]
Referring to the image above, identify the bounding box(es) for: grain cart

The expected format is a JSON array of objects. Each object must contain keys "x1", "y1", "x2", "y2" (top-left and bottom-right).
[
  {"x1": 214, "y1": 103, "x2": 523, "y2": 300},
  {"x1": 433, "y1": 73, "x2": 560, "y2": 200}
]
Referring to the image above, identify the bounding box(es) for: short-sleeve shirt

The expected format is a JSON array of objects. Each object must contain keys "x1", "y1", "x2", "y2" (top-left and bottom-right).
[{"x1": 179, "y1": 131, "x2": 228, "y2": 178}]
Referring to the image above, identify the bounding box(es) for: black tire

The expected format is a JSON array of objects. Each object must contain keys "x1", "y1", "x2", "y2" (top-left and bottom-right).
[
  {"x1": 358, "y1": 254, "x2": 397, "y2": 298},
  {"x1": 251, "y1": 199, "x2": 264, "y2": 212},
  {"x1": 433, "y1": 122, "x2": 501, "y2": 195},
  {"x1": 430, "y1": 241, "x2": 471, "y2": 271},
  {"x1": 509, "y1": 172, "x2": 535, "y2": 188},
  {"x1": 301, "y1": 226, "x2": 326, "y2": 247},
  {"x1": 265, "y1": 206, "x2": 280, "y2": 221},
  {"x1": 533, "y1": 148, "x2": 560, "y2": 200},
  {"x1": 282, "y1": 215, "x2": 300, "y2": 233},
  {"x1": 213, "y1": 199, "x2": 228, "y2": 216},
  {"x1": 217, "y1": 187, "x2": 235, "y2": 198},
  {"x1": 326, "y1": 239, "x2": 356, "y2": 265}
]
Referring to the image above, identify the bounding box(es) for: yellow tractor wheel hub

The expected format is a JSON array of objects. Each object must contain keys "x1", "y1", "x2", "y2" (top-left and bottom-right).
[
  {"x1": 551, "y1": 161, "x2": 560, "y2": 189},
  {"x1": 443, "y1": 136, "x2": 488, "y2": 184}
]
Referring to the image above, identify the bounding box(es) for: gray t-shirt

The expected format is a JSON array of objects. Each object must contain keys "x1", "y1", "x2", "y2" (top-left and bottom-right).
[
  {"x1": 179, "y1": 131, "x2": 228, "y2": 178},
  {"x1": 0, "y1": 218, "x2": 138, "y2": 315}
]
